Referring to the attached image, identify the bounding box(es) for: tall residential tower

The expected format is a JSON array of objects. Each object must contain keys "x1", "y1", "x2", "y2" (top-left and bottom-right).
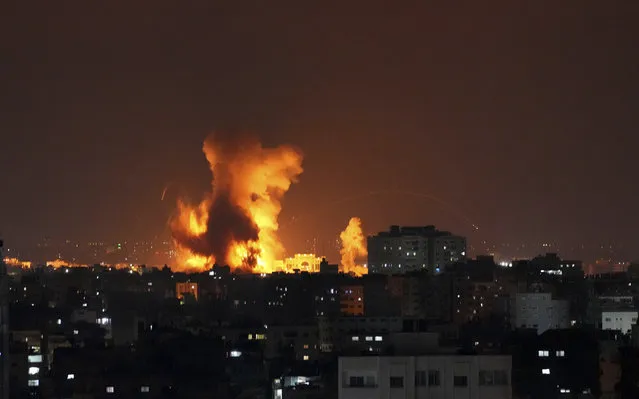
[{"x1": 367, "y1": 225, "x2": 466, "y2": 274}]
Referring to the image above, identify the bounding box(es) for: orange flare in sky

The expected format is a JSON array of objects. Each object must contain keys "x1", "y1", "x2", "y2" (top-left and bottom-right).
[
  {"x1": 170, "y1": 135, "x2": 303, "y2": 273},
  {"x1": 339, "y1": 217, "x2": 368, "y2": 276}
]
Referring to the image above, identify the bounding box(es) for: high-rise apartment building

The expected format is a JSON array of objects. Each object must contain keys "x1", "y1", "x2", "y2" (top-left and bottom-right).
[{"x1": 367, "y1": 226, "x2": 466, "y2": 274}]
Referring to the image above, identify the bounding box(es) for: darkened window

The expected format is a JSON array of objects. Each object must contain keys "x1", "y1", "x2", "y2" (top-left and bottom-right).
[
  {"x1": 415, "y1": 371, "x2": 427, "y2": 386},
  {"x1": 479, "y1": 370, "x2": 509, "y2": 386},
  {"x1": 428, "y1": 370, "x2": 440, "y2": 386},
  {"x1": 349, "y1": 376, "x2": 364, "y2": 387},
  {"x1": 453, "y1": 375, "x2": 468, "y2": 387},
  {"x1": 479, "y1": 370, "x2": 492, "y2": 385},
  {"x1": 494, "y1": 370, "x2": 508, "y2": 385},
  {"x1": 390, "y1": 376, "x2": 404, "y2": 388}
]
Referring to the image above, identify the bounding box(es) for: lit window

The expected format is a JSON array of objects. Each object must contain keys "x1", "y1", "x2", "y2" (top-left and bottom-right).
[
  {"x1": 106, "y1": 386, "x2": 114, "y2": 393},
  {"x1": 230, "y1": 350, "x2": 242, "y2": 358},
  {"x1": 28, "y1": 355, "x2": 42, "y2": 363},
  {"x1": 67, "y1": 374, "x2": 75, "y2": 380},
  {"x1": 542, "y1": 368, "x2": 550, "y2": 375},
  {"x1": 374, "y1": 336, "x2": 383, "y2": 342},
  {"x1": 352, "y1": 336, "x2": 359, "y2": 342},
  {"x1": 248, "y1": 334, "x2": 253, "y2": 340},
  {"x1": 255, "y1": 334, "x2": 266, "y2": 340},
  {"x1": 303, "y1": 344, "x2": 309, "y2": 349},
  {"x1": 28, "y1": 367, "x2": 39, "y2": 375},
  {"x1": 538, "y1": 350, "x2": 549, "y2": 357},
  {"x1": 57, "y1": 319, "x2": 62, "y2": 325},
  {"x1": 556, "y1": 350, "x2": 565, "y2": 357},
  {"x1": 140, "y1": 386, "x2": 150, "y2": 393},
  {"x1": 73, "y1": 329, "x2": 79, "y2": 335},
  {"x1": 28, "y1": 380, "x2": 39, "y2": 387},
  {"x1": 365, "y1": 336, "x2": 373, "y2": 341},
  {"x1": 560, "y1": 388, "x2": 571, "y2": 393},
  {"x1": 303, "y1": 355, "x2": 309, "y2": 361}
]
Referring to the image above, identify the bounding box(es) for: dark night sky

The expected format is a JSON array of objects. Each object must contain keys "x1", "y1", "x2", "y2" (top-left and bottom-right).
[{"x1": 2, "y1": 1, "x2": 639, "y2": 261}]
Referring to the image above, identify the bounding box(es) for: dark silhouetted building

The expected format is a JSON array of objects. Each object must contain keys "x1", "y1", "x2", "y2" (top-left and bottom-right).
[{"x1": 367, "y1": 225, "x2": 466, "y2": 274}]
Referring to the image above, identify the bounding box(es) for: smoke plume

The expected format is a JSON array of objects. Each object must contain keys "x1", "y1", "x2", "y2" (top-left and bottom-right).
[
  {"x1": 170, "y1": 134, "x2": 303, "y2": 273},
  {"x1": 339, "y1": 217, "x2": 368, "y2": 276}
]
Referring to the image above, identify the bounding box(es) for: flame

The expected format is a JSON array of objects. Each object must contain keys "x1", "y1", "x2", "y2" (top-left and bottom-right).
[
  {"x1": 46, "y1": 259, "x2": 82, "y2": 268},
  {"x1": 3, "y1": 257, "x2": 32, "y2": 269},
  {"x1": 3, "y1": 257, "x2": 145, "y2": 273},
  {"x1": 339, "y1": 217, "x2": 368, "y2": 276},
  {"x1": 171, "y1": 135, "x2": 303, "y2": 273}
]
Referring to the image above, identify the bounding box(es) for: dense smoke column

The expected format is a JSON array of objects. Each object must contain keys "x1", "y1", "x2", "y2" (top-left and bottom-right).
[{"x1": 171, "y1": 193, "x2": 259, "y2": 265}]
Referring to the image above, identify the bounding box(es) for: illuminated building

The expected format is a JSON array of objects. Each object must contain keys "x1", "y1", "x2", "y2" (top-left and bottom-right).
[
  {"x1": 602, "y1": 310, "x2": 637, "y2": 334},
  {"x1": 340, "y1": 286, "x2": 364, "y2": 316},
  {"x1": 367, "y1": 225, "x2": 466, "y2": 275},
  {"x1": 175, "y1": 282, "x2": 198, "y2": 301},
  {"x1": 513, "y1": 293, "x2": 569, "y2": 334},
  {"x1": 273, "y1": 253, "x2": 324, "y2": 273}
]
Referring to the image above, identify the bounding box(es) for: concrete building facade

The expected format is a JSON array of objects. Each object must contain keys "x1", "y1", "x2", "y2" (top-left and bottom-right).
[
  {"x1": 367, "y1": 226, "x2": 466, "y2": 275},
  {"x1": 602, "y1": 310, "x2": 638, "y2": 334},
  {"x1": 339, "y1": 355, "x2": 511, "y2": 399},
  {"x1": 512, "y1": 293, "x2": 570, "y2": 334}
]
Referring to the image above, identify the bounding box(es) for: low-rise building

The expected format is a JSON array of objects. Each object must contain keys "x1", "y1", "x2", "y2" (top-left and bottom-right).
[
  {"x1": 338, "y1": 354, "x2": 511, "y2": 399},
  {"x1": 602, "y1": 310, "x2": 638, "y2": 334}
]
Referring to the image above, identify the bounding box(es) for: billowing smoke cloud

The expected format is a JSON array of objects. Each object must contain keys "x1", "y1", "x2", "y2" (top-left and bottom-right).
[
  {"x1": 170, "y1": 134, "x2": 303, "y2": 273},
  {"x1": 171, "y1": 193, "x2": 259, "y2": 267}
]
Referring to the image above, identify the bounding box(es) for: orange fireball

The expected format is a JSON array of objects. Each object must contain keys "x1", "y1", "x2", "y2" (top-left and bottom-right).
[
  {"x1": 3, "y1": 257, "x2": 32, "y2": 269},
  {"x1": 171, "y1": 135, "x2": 303, "y2": 273},
  {"x1": 339, "y1": 217, "x2": 368, "y2": 276}
]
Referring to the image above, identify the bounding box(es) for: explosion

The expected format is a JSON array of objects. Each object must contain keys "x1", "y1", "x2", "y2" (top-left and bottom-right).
[
  {"x1": 4, "y1": 257, "x2": 32, "y2": 269},
  {"x1": 46, "y1": 259, "x2": 82, "y2": 268},
  {"x1": 170, "y1": 134, "x2": 303, "y2": 273},
  {"x1": 339, "y1": 217, "x2": 368, "y2": 276}
]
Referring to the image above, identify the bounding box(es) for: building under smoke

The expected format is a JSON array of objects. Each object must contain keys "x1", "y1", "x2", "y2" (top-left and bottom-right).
[{"x1": 367, "y1": 225, "x2": 466, "y2": 275}]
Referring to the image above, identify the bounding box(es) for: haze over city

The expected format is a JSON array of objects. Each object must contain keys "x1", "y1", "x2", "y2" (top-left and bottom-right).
[
  {"x1": 2, "y1": 2, "x2": 639, "y2": 265},
  {"x1": 5, "y1": 2, "x2": 639, "y2": 399}
]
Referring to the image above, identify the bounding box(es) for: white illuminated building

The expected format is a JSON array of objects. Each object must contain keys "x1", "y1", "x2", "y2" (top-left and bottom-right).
[
  {"x1": 602, "y1": 310, "x2": 638, "y2": 334},
  {"x1": 512, "y1": 293, "x2": 569, "y2": 334}
]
